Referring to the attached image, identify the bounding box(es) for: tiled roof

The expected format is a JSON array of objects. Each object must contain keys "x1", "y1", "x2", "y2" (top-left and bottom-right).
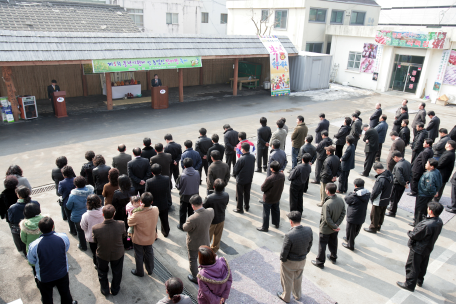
[
  {"x1": 0, "y1": 0, "x2": 140, "y2": 33},
  {"x1": 0, "y1": 30, "x2": 298, "y2": 62}
]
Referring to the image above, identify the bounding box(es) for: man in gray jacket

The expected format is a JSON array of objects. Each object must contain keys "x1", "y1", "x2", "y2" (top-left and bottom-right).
[
  {"x1": 277, "y1": 211, "x2": 313, "y2": 303},
  {"x1": 432, "y1": 128, "x2": 450, "y2": 160},
  {"x1": 112, "y1": 144, "x2": 132, "y2": 176},
  {"x1": 267, "y1": 140, "x2": 288, "y2": 176},
  {"x1": 386, "y1": 151, "x2": 412, "y2": 217},
  {"x1": 411, "y1": 102, "x2": 426, "y2": 138},
  {"x1": 312, "y1": 183, "x2": 346, "y2": 269},
  {"x1": 206, "y1": 150, "x2": 230, "y2": 194},
  {"x1": 176, "y1": 158, "x2": 200, "y2": 230},
  {"x1": 270, "y1": 119, "x2": 287, "y2": 152}
]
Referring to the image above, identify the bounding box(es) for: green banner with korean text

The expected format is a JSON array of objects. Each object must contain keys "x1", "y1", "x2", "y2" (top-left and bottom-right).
[
  {"x1": 375, "y1": 31, "x2": 447, "y2": 49},
  {"x1": 92, "y1": 57, "x2": 202, "y2": 73}
]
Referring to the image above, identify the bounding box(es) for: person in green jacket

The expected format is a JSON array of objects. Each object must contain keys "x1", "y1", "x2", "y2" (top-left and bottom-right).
[{"x1": 20, "y1": 203, "x2": 44, "y2": 276}]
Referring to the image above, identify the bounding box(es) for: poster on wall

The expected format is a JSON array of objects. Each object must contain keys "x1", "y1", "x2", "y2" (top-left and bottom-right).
[
  {"x1": 375, "y1": 31, "x2": 447, "y2": 49},
  {"x1": 372, "y1": 73, "x2": 378, "y2": 81},
  {"x1": 92, "y1": 56, "x2": 202, "y2": 73},
  {"x1": 360, "y1": 58, "x2": 375, "y2": 73},
  {"x1": 362, "y1": 43, "x2": 378, "y2": 59},
  {"x1": 434, "y1": 50, "x2": 451, "y2": 91},
  {"x1": 443, "y1": 50, "x2": 456, "y2": 86},
  {"x1": 259, "y1": 36, "x2": 290, "y2": 96},
  {"x1": 373, "y1": 45, "x2": 383, "y2": 73}
]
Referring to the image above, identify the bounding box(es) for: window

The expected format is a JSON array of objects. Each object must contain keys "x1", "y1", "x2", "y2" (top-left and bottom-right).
[
  {"x1": 330, "y1": 10, "x2": 344, "y2": 24},
  {"x1": 261, "y1": 9, "x2": 269, "y2": 22},
  {"x1": 350, "y1": 11, "x2": 365, "y2": 25},
  {"x1": 126, "y1": 9, "x2": 144, "y2": 27},
  {"x1": 220, "y1": 13, "x2": 227, "y2": 24},
  {"x1": 202, "y1": 12, "x2": 209, "y2": 23},
  {"x1": 274, "y1": 10, "x2": 288, "y2": 29},
  {"x1": 306, "y1": 43, "x2": 323, "y2": 53},
  {"x1": 166, "y1": 13, "x2": 178, "y2": 24},
  {"x1": 309, "y1": 8, "x2": 327, "y2": 23},
  {"x1": 347, "y1": 51, "x2": 362, "y2": 69}
]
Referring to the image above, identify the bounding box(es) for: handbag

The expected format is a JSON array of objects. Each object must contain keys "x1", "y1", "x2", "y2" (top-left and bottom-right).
[{"x1": 372, "y1": 191, "x2": 382, "y2": 206}]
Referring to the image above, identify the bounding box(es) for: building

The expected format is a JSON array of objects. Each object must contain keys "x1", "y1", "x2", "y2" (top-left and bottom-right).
[
  {"x1": 327, "y1": 25, "x2": 456, "y2": 101},
  {"x1": 200, "y1": 0, "x2": 228, "y2": 35},
  {"x1": 226, "y1": 0, "x2": 381, "y2": 53}
]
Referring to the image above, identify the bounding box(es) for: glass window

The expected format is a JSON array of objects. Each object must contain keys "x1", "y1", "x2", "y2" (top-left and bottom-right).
[
  {"x1": 347, "y1": 51, "x2": 362, "y2": 69},
  {"x1": 309, "y1": 8, "x2": 327, "y2": 23},
  {"x1": 202, "y1": 12, "x2": 209, "y2": 23},
  {"x1": 330, "y1": 10, "x2": 344, "y2": 24},
  {"x1": 221, "y1": 13, "x2": 227, "y2": 24},
  {"x1": 126, "y1": 9, "x2": 144, "y2": 27},
  {"x1": 274, "y1": 10, "x2": 288, "y2": 29},
  {"x1": 306, "y1": 43, "x2": 323, "y2": 53},
  {"x1": 167, "y1": 13, "x2": 178, "y2": 24},
  {"x1": 261, "y1": 9, "x2": 269, "y2": 22},
  {"x1": 350, "y1": 11, "x2": 365, "y2": 25}
]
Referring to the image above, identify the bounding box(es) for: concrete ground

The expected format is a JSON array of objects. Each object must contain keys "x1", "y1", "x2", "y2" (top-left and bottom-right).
[{"x1": 1, "y1": 85, "x2": 455, "y2": 304}]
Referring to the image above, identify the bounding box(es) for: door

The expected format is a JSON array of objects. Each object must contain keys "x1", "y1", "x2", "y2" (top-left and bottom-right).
[
  {"x1": 310, "y1": 59, "x2": 322, "y2": 89},
  {"x1": 404, "y1": 66, "x2": 421, "y2": 94},
  {"x1": 391, "y1": 64, "x2": 409, "y2": 91}
]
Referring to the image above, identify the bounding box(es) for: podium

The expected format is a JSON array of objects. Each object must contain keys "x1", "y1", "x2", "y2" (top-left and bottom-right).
[
  {"x1": 151, "y1": 86, "x2": 169, "y2": 109},
  {"x1": 52, "y1": 91, "x2": 68, "y2": 118}
]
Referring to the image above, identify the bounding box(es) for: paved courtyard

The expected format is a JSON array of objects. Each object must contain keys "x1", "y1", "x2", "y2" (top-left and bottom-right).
[{"x1": 0, "y1": 85, "x2": 455, "y2": 304}]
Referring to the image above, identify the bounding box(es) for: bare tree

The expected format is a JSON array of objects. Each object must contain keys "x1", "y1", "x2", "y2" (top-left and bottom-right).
[{"x1": 251, "y1": 9, "x2": 277, "y2": 36}]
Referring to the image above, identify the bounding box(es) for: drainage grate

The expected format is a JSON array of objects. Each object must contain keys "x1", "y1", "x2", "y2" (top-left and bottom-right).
[
  {"x1": 31, "y1": 184, "x2": 56, "y2": 195},
  {"x1": 153, "y1": 257, "x2": 198, "y2": 303}
]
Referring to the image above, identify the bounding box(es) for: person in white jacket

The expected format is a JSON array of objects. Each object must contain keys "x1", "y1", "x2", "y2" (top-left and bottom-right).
[{"x1": 80, "y1": 194, "x2": 104, "y2": 269}]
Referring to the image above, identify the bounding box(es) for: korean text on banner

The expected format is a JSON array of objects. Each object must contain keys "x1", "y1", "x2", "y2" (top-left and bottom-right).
[
  {"x1": 434, "y1": 50, "x2": 451, "y2": 91},
  {"x1": 259, "y1": 36, "x2": 290, "y2": 96},
  {"x1": 92, "y1": 57, "x2": 202, "y2": 73},
  {"x1": 375, "y1": 31, "x2": 447, "y2": 49},
  {"x1": 374, "y1": 45, "x2": 383, "y2": 73},
  {"x1": 443, "y1": 50, "x2": 456, "y2": 86}
]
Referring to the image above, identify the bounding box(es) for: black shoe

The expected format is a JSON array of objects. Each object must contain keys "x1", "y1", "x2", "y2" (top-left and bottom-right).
[
  {"x1": 274, "y1": 224, "x2": 279, "y2": 229},
  {"x1": 231, "y1": 174, "x2": 235, "y2": 177},
  {"x1": 72, "y1": 301, "x2": 78, "y2": 304},
  {"x1": 311, "y1": 260, "x2": 324, "y2": 269},
  {"x1": 168, "y1": 205, "x2": 175, "y2": 212},
  {"x1": 408, "y1": 222, "x2": 415, "y2": 227},
  {"x1": 277, "y1": 291, "x2": 286, "y2": 302},
  {"x1": 257, "y1": 227, "x2": 268, "y2": 232},
  {"x1": 385, "y1": 212, "x2": 396, "y2": 217},
  {"x1": 258, "y1": 199, "x2": 265, "y2": 204},
  {"x1": 77, "y1": 244, "x2": 87, "y2": 251},
  {"x1": 364, "y1": 228, "x2": 377, "y2": 234},
  {"x1": 445, "y1": 207, "x2": 456, "y2": 213},
  {"x1": 417, "y1": 281, "x2": 423, "y2": 287},
  {"x1": 177, "y1": 225, "x2": 184, "y2": 231},
  {"x1": 245, "y1": 206, "x2": 249, "y2": 212},
  {"x1": 342, "y1": 243, "x2": 354, "y2": 251},
  {"x1": 233, "y1": 209, "x2": 244, "y2": 214},
  {"x1": 111, "y1": 289, "x2": 119, "y2": 296},
  {"x1": 100, "y1": 288, "x2": 109, "y2": 296},
  {"x1": 131, "y1": 269, "x2": 143, "y2": 277},
  {"x1": 378, "y1": 226, "x2": 381, "y2": 231},
  {"x1": 387, "y1": 205, "x2": 392, "y2": 211},
  {"x1": 310, "y1": 180, "x2": 320, "y2": 184},
  {"x1": 343, "y1": 236, "x2": 347, "y2": 242},
  {"x1": 360, "y1": 173, "x2": 368, "y2": 177},
  {"x1": 69, "y1": 229, "x2": 77, "y2": 236},
  {"x1": 407, "y1": 192, "x2": 416, "y2": 197},
  {"x1": 255, "y1": 169, "x2": 262, "y2": 173},
  {"x1": 327, "y1": 254, "x2": 336, "y2": 264},
  {"x1": 396, "y1": 281, "x2": 414, "y2": 292},
  {"x1": 188, "y1": 274, "x2": 198, "y2": 284}
]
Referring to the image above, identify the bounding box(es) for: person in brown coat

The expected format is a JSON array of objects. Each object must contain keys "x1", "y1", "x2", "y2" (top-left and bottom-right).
[
  {"x1": 206, "y1": 150, "x2": 230, "y2": 194},
  {"x1": 386, "y1": 131, "x2": 406, "y2": 172},
  {"x1": 150, "y1": 143, "x2": 173, "y2": 178},
  {"x1": 128, "y1": 192, "x2": 159, "y2": 277},
  {"x1": 291, "y1": 116, "x2": 308, "y2": 169},
  {"x1": 92, "y1": 204, "x2": 126, "y2": 296},
  {"x1": 102, "y1": 168, "x2": 119, "y2": 205},
  {"x1": 183, "y1": 195, "x2": 214, "y2": 284},
  {"x1": 257, "y1": 161, "x2": 285, "y2": 232}
]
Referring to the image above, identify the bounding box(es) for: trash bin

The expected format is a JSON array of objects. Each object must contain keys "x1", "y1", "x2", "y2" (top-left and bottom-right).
[{"x1": 263, "y1": 81, "x2": 271, "y2": 90}]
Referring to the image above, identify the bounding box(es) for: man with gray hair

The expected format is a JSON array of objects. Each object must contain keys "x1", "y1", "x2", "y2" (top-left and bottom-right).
[
  {"x1": 411, "y1": 102, "x2": 426, "y2": 138},
  {"x1": 369, "y1": 103, "x2": 382, "y2": 128}
]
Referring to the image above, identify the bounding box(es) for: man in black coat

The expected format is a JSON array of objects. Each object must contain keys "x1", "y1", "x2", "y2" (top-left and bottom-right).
[
  {"x1": 365, "y1": 163, "x2": 394, "y2": 233},
  {"x1": 315, "y1": 113, "x2": 330, "y2": 144},
  {"x1": 164, "y1": 134, "x2": 182, "y2": 183},
  {"x1": 411, "y1": 102, "x2": 426, "y2": 138},
  {"x1": 432, "y1": 128, "x2": 450, "y2": 160},
  {"x1": 396, "y1": 202, "x2": 443, "y2": 292},
  {"x1": 318, "y1": 146, "x2": 341, "y2": 207},
  {"x1": 47, "y1": 79, "x2": 60, "y2": 115},
  {"x1": 232, "y1": 142, "x2": 255, "y2": 213},
  {"x1": 333, "y1": 117, "x2": 351, "y2": 159},
  {"x1": 145, "y1": 164, "x2": 171, "y2": 237},
  {"x1": 267, "y1": 140, "x2": 288, "y2": 177},
  {"x1": 141, "y1": 137, "x2": 157, "y2": 161},
  {"x1": 207, "y1": 134, "x2": 225, "y2": 166},
  {"x1": 311, "y1": 131, "x2": 333, "y2": 184},
  {"x1": 223, "y1": 124, "x2": 239, "y2": 174},
  {"x1": 386, "y1": 151, "x2": 412, "y2": 217},
  {"x1": 80, "y1": 151, "x2": 96, "y2": 187},
  {"x1": 350, "y1": 113, "x2": 362, "y2": 149},
  {"x1": 408, "y1": 139, "x2": 434, "y2": 196},
  {"x1": 256, "y1": 117, "x2": 272, "y2": 173},
  {"x1": 361, "y1": 124, "x2": 379, "y2": 177},
  {"x1": 369, "y1": 103, "x2": 382, "y2": 128},
  {"x1": 288, "y1": 153, "x2": 312, "y2": 215},
  {"x1": 151, "y1": 74, "x2": 162, "y2": 87},
  {"x1": 298, "y1": 135, "x2": 317, "y2": 165},
  {"x1": 426, "y1": 111, "x2": 440, "y2": 141},
  {"x1": 395, "y1": 99, "x2": 408, "y2": 118},
  {"x1": 399, "y1": 119, "x2": 411, "y2": 147},
  {"x1": 195, "y1": 128, "x2": 213, "y2": 181},
  {"x1": 434, "y1": 140, "x2": 456, "y2": 202},
  {"x1": 338, "y1": 135, "x2": 355, "y2": 194},
  {"x1": 112, "y1": 144, "x2": 132, "y2": 176},
  {"x1": 393, "y1": 107, "x2": 409, "y2": 133},
  {"x1": 92, "y1": 155, "x2": 111, "y2": 200},
  {"x1": 411, "y1": 124, "x2": 428, "y2": 164},
  {"x1": 450, "y1": 125, "x2": 456, "y2": 141},
  {"x1": 343, "y1": 178, "x2": 370, "y2": 250},
  {"x1": 127, "y1": 147, "x2": 152, "y2": 195},
  {"x1": 150, "y1": 143, "x2": 173, "y2": 178}
]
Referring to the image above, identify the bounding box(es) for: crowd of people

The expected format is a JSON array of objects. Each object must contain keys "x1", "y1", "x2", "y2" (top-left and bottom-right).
[{"x1": 1, "y1": 100, "x2": 455, "y2": 303}]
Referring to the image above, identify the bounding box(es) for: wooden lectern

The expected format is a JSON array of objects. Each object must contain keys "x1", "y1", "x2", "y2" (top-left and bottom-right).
[
  {"x1": 151, "y1": 86, "x2": 169, "y2": 109},
  {"x1": 52, "y1": 91, "x2": 68, "y2": 118}
]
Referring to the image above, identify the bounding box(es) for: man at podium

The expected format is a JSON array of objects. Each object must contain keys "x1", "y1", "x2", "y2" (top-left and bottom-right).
[
  {"x1": 151, "y1": 74, "x2": 162, "y2": 87},
  {"x1": 47, "y1": 79, "x2": 60, "y2": 115}
]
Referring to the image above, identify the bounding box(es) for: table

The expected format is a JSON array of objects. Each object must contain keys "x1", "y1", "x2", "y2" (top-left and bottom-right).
[
  {"x1": 103, "y1": 84, "x2": 142, "y2": 99},
  {"x1": 229, "y1": 77, "x2": 260, "y2": 90}
]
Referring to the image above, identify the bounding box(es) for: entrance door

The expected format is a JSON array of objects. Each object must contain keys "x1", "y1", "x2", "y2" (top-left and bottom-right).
[
  {"x1": 404, "y1": 66, "x2": 421, "y2": 94},
  {"x1": 391, "y1": 64, "x2": 409, "y2": 91},
  {"x1": 310, "y1": 59, "x2": 322, "y2": 89}
]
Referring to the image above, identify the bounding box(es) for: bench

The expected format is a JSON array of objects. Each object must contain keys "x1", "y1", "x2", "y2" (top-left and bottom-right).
[{"x1": 229, "y1": 77, "x2": 260, "y2": 90}]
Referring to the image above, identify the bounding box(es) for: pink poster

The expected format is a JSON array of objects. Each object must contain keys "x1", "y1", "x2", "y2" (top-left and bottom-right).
[
  {"x1": 409, "y1": 84, "x2": 414, "y2": 89},
  {"x1": 411, "y1": 77, "x2": 416, "y2": 82},
  {"x1": 412, "y1": 70, "x2": 417, "y2": 76},
  {"x1": 360, "y1": 58, "x2": 375, "y2": 73}
]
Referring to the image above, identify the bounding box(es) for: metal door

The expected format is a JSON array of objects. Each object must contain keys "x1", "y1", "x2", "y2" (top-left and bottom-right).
[
  {"x1": 310, "y1": 59, "x2": 322, "y2": 89},
  {"x1": 391, "y1": 64, "x2": 409, "y2": 91},
  {"x1": 404, "y1": 66, "x2": 421, "y2": 94}
]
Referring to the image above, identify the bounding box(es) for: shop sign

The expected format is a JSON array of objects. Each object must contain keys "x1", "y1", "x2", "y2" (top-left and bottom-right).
[
  {"x1": 375, "y1": 31, "x2": 447, "y2": 49},
  {"x1": 259, "y1": 36, "x2": 290, "y2": 96},
  {"x1": 92, "y1": 57, "x2": 202, "y2": 73}
]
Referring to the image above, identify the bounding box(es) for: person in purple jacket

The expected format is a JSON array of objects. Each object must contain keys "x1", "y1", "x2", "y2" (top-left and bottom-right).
[{"x1": 197, "y1": 245, "x2": 232, "y2": 304}]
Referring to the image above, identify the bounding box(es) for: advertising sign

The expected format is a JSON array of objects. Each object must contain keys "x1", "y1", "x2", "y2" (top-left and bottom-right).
[
  {"x1": 443, "y1": 50, "x2": 456, "y2": 86},
  {"x1": 92, "y1": 57, "x2": 202, "y2": 73},
  {"x1": 375, "y1": 31, "x2": 447, "y2": 49},
  {"x1": 434, "y1": 50, "x2": 451, "y2": 91},
  {"x1": 259, "y1": 36, "x2": 290, "y2": 96}
]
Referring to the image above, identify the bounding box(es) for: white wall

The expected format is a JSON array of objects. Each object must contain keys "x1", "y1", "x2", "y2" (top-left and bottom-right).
[{"x1": 200, "y1": 0, "x2": 228, "y2": 35}]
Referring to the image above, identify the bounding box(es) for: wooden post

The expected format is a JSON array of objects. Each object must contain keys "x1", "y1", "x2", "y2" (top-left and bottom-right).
[
  {"x1": 80, "y1": 64, "x2": 88, "y2": 97},
  {"x1": 178, "y1": 68, "x2": 184, "y2": 102},
  {"x1": 106, "y1": 72, "x2": 113, "y2": 110},
  {"x1": 233, "y1": 58, "x2": 239, "y2": 96},
  {"x1": 1, "y1": 66, "x2": 20, "y2": 121},
  {"x1": 199, "y1": 67, "x2": 203, "y2": 85},
  {"x1": 147, "y1": 71, "x2": 151, "y2": 91}
]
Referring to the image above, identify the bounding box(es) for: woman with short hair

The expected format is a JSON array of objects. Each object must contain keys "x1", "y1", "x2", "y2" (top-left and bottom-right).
[
  {"x1": 157, "y1": 277, "x2": 192, "y2": 304},
  {"x1": 102, "y1": 168, "x2": 119, "y2": 205},
  {"x1": 0, "y1": 175, "x2": 19, "y2": 221},
  {"x1": 6, "y1": 164, "x2": 31, "y2": 191},
  {"x1": 80, "y1": 194, "x2": 104, "y2": 269}
]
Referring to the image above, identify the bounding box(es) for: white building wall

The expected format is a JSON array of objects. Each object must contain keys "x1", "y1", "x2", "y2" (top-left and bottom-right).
[{"x1": 200, "y1": 0, "x2": 228, "y2": 35}]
